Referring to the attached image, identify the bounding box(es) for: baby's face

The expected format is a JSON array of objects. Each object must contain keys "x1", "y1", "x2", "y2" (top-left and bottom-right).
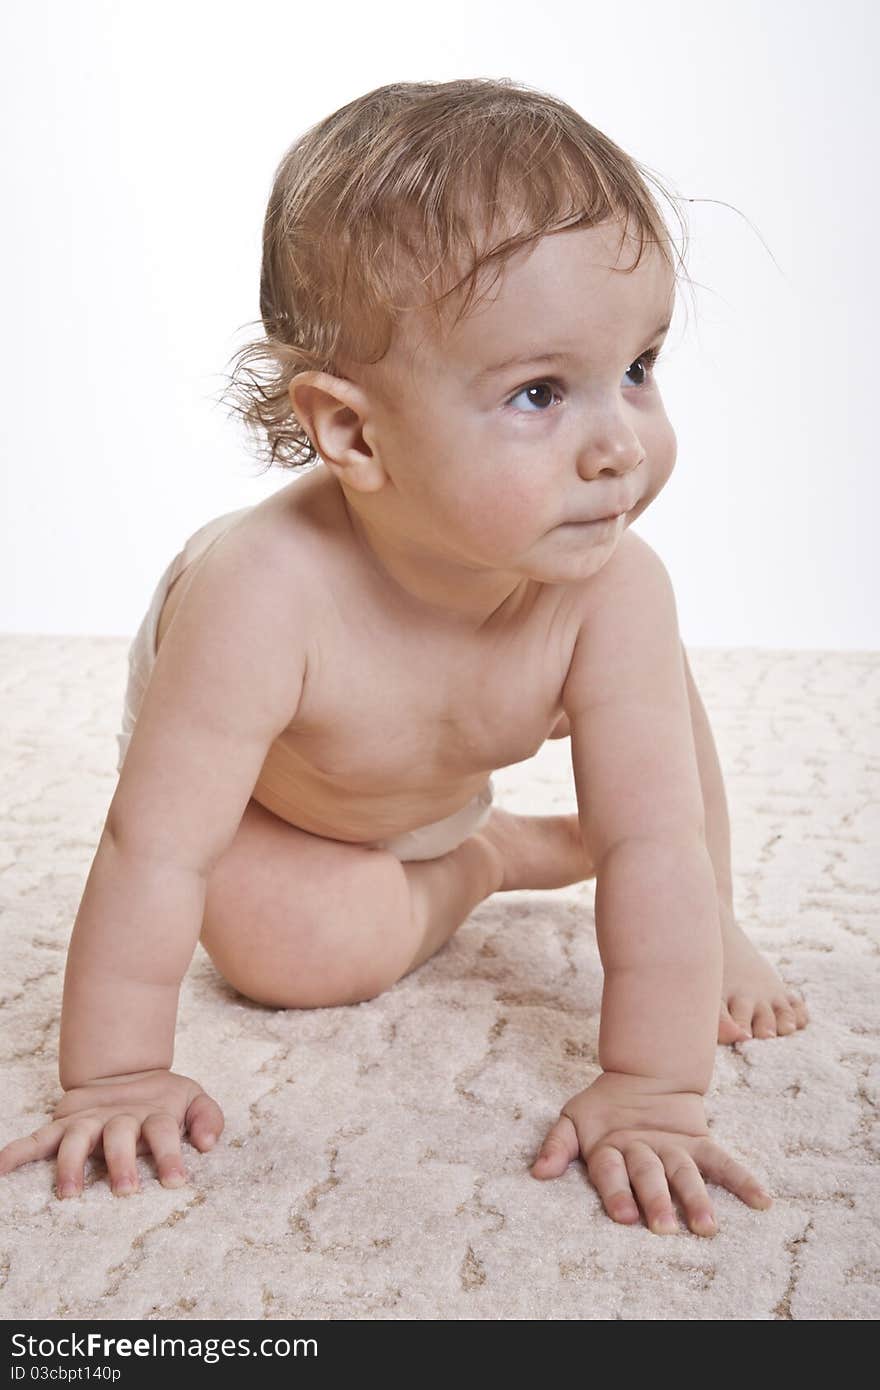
[{"x1": 361, "y1": 219, "x2": 677, "y2": 588}]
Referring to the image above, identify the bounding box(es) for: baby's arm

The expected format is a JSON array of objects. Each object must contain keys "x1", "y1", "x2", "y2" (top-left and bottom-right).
[
  {"x1": 0, "y1": 533, "x2": 307, "y2": 1197},
  {"x1": 534, "y1": 533, "x2": 770, "y2": 1234},
  {"x1": 566, "y1": 533, "x2": 720, "y2": 1091}
]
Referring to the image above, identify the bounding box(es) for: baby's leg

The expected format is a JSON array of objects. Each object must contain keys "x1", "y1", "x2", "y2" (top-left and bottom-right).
[
  {"x1": 200, "y1": 799, "x2": 505, "y2": 1008},
  {"x1": 200, "y1": 801, "x2": 591, "y2": 1009},
  {"x1": 681, "y1": 646, "x2": 809, "y2": 1040}
]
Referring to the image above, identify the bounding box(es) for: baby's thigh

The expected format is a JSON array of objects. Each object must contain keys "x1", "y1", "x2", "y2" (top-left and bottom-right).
[{"x1": 200, "y1": 799, "x2": 414, "y2": 1008}]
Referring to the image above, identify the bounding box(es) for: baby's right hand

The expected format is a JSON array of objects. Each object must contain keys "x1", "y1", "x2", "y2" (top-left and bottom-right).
[{"x1": 0, "y1": 1068, "x2": 224, "y2": 1198}]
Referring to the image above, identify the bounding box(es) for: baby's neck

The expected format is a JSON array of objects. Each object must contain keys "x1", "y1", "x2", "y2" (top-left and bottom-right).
[{"x1": 336, "y1": 481, "x2": 531, "y2": 630}]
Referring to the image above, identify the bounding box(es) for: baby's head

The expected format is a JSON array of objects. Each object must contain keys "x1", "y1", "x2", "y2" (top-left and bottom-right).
[{"x1": 225, "y1": 78, "x2": 690, "y2": 591}]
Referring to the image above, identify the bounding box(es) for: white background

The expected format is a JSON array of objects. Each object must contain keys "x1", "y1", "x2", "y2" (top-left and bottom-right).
[{"x1": 1, "y1": 0, "x2": 876, "y2": 648}]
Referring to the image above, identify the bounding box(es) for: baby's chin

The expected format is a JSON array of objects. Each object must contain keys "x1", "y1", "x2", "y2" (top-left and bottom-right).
[{"x1": 521, "y1": 517, "x2": 628, "y2": 582}]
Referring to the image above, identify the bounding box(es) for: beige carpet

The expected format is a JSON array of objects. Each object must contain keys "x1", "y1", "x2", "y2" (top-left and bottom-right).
[{"x1": 1, "y1": 637, "x2": 878, "y2": 1320}]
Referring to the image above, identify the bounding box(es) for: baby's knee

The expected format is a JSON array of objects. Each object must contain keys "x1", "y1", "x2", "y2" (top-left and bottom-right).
[{"x1": 202, "y1": 840, "x2": 417, "y2": 1009}]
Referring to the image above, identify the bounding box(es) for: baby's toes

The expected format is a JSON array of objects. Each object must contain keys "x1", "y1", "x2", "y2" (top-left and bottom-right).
[
  {"x1": 787, "y1": 990, "x2": 809, "y2": 1029},
  {"x1": 718, "y1": 1002, "x2": 749, "y2": 1044},
  {"x1": 751, "y1": 1001, "x2": 777, "y2": 1039},
  {"x1": 727, "y1": 995, "x2": 755, "y2": 1039},
  {"x1": 773, "y1": 999, "x2": 799, "y2": 1036}
]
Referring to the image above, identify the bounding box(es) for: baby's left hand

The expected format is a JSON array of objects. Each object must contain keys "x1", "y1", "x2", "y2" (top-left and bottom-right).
[{"x1": 531, "y1": 1070, "x2": 772, "y2": 1236}]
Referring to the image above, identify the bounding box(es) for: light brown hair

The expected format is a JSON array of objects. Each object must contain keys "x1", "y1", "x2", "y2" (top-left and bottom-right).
[{"x1": 220, "y1": 77, "x2": 692, "y2": 473}]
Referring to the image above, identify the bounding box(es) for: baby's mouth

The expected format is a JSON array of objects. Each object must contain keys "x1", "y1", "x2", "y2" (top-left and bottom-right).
[{"x1": 571, "y1": 508, "x2": 630, "y2": 526}]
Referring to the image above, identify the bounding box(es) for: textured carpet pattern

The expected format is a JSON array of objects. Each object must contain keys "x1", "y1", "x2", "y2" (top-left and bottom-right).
[{"x1": 0, "y1": 637, "x2": 878, "y2": 1320}]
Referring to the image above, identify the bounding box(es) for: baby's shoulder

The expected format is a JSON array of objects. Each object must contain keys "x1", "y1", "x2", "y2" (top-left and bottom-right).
[
  {"x1": 162, "y1": 485, "x2": 328, "y2": 659},
  {"x1": 560, "y1": 529, "x2": 682, "y2": 712},
  {"x1": 562, "y1": 529, "x2": 660, "y2": 632},
  {"x1": 211, "y1": 476, "x2": 334, "y2": 592}
]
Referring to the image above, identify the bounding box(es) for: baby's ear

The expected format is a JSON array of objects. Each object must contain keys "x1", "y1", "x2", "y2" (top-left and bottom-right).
[
  {"x1": 288, "y1": 370, "x2": 361, "y2": 434},
  {"x1": 289, "y1": 372, "x2": 384, "y2": 491}
]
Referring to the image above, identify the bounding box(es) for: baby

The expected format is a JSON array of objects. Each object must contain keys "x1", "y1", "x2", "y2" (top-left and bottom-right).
[{"x1": 1, "y1": 77, "x2": 808, "y2": 1237}]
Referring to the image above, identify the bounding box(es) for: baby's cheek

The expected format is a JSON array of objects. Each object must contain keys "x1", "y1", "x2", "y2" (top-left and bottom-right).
[
  {"x1": 457, "y1": 479, "x2": 516, "y2": 524},
  {"x1": 635, "y1": 439, "x2": 676, "y2": 516},
  {"x1": 486, "y1": 490, "x2": 544, "y2": 541},
  {"x1": 652, "y1": 417, "x2": 678, "y2": 488}
]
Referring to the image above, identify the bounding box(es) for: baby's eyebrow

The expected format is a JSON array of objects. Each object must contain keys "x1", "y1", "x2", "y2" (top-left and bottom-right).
[{"x1": 471, "y1": 316, "x2": 672, "y2": 383}]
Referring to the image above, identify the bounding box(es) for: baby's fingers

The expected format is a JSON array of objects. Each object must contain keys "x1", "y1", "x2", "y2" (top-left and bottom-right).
[
  {"x1": 620, "y1": 1141, "x2": 684, "y2": 1233},
  {"x1": 586, "y1": 1145, "x2": 641, "y2": 1226},
  {"x1": 693, "y1": 1138, "x2": 772, "y2": 1211},
  {"x1": 0, "y1": 1121, "x2": 67, "y2": 1178},
  {"x1": 531, "y1": 1114, "x2": 579, "y2": 1179},
  {"x1": 102, "y1": 1114, "x2": 142, "y2": 1197},
  {"x1": 184, "y1": 1091, "x2": 224, "y2": 1153},
  {"x1": 141, "y1": 1113, "x2": 187, "y2": 1189},
  {"x1": 56, "y1": 1122, "x2": 104, "y2": 1198},
  {"x1": 664, "y1": 1152, "x2": 717, "y2": 1236}
]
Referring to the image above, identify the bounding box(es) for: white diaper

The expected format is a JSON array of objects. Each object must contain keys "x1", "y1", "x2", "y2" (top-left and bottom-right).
[
  {"x1": 116, "y1": 509, "x2": 250, "y2": 774},
  {"x1": 370, "y1": 778, "x2": 496, "y2": 862}
]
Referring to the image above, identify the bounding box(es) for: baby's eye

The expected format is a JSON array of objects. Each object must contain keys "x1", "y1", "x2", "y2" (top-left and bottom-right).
[
  {"x1": 507, "y1": 382, "x2": 561, "y2": 413},
  {"x1": 624, "y1": 347, "x2": 662, "y2": 388},
  {"x1": 506, "y1": 348, "x2": 662, "y2": 414}
]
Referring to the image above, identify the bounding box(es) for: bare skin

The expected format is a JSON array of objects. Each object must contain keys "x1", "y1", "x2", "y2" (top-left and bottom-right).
[
  {"x1": 157, "y1": 470, "x2": 808, "y2": 1040},
  {"x1": 154, "y1": 469, "x2": 581, "y2": 850},
  {"x1": 0, "y1": 220, "x2": 807, "y2": 1235},
  {"x1": 680, "y1": 647, "x2": 809, "y2": 1042}
]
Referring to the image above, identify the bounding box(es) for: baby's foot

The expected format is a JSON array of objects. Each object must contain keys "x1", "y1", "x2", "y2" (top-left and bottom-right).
[
  {"x1": 718, "y1": 908, "x2": 809, "y2": 1043},
  {"x1": 475, "y1": 808, "x2": 593, "y2": 892}
]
